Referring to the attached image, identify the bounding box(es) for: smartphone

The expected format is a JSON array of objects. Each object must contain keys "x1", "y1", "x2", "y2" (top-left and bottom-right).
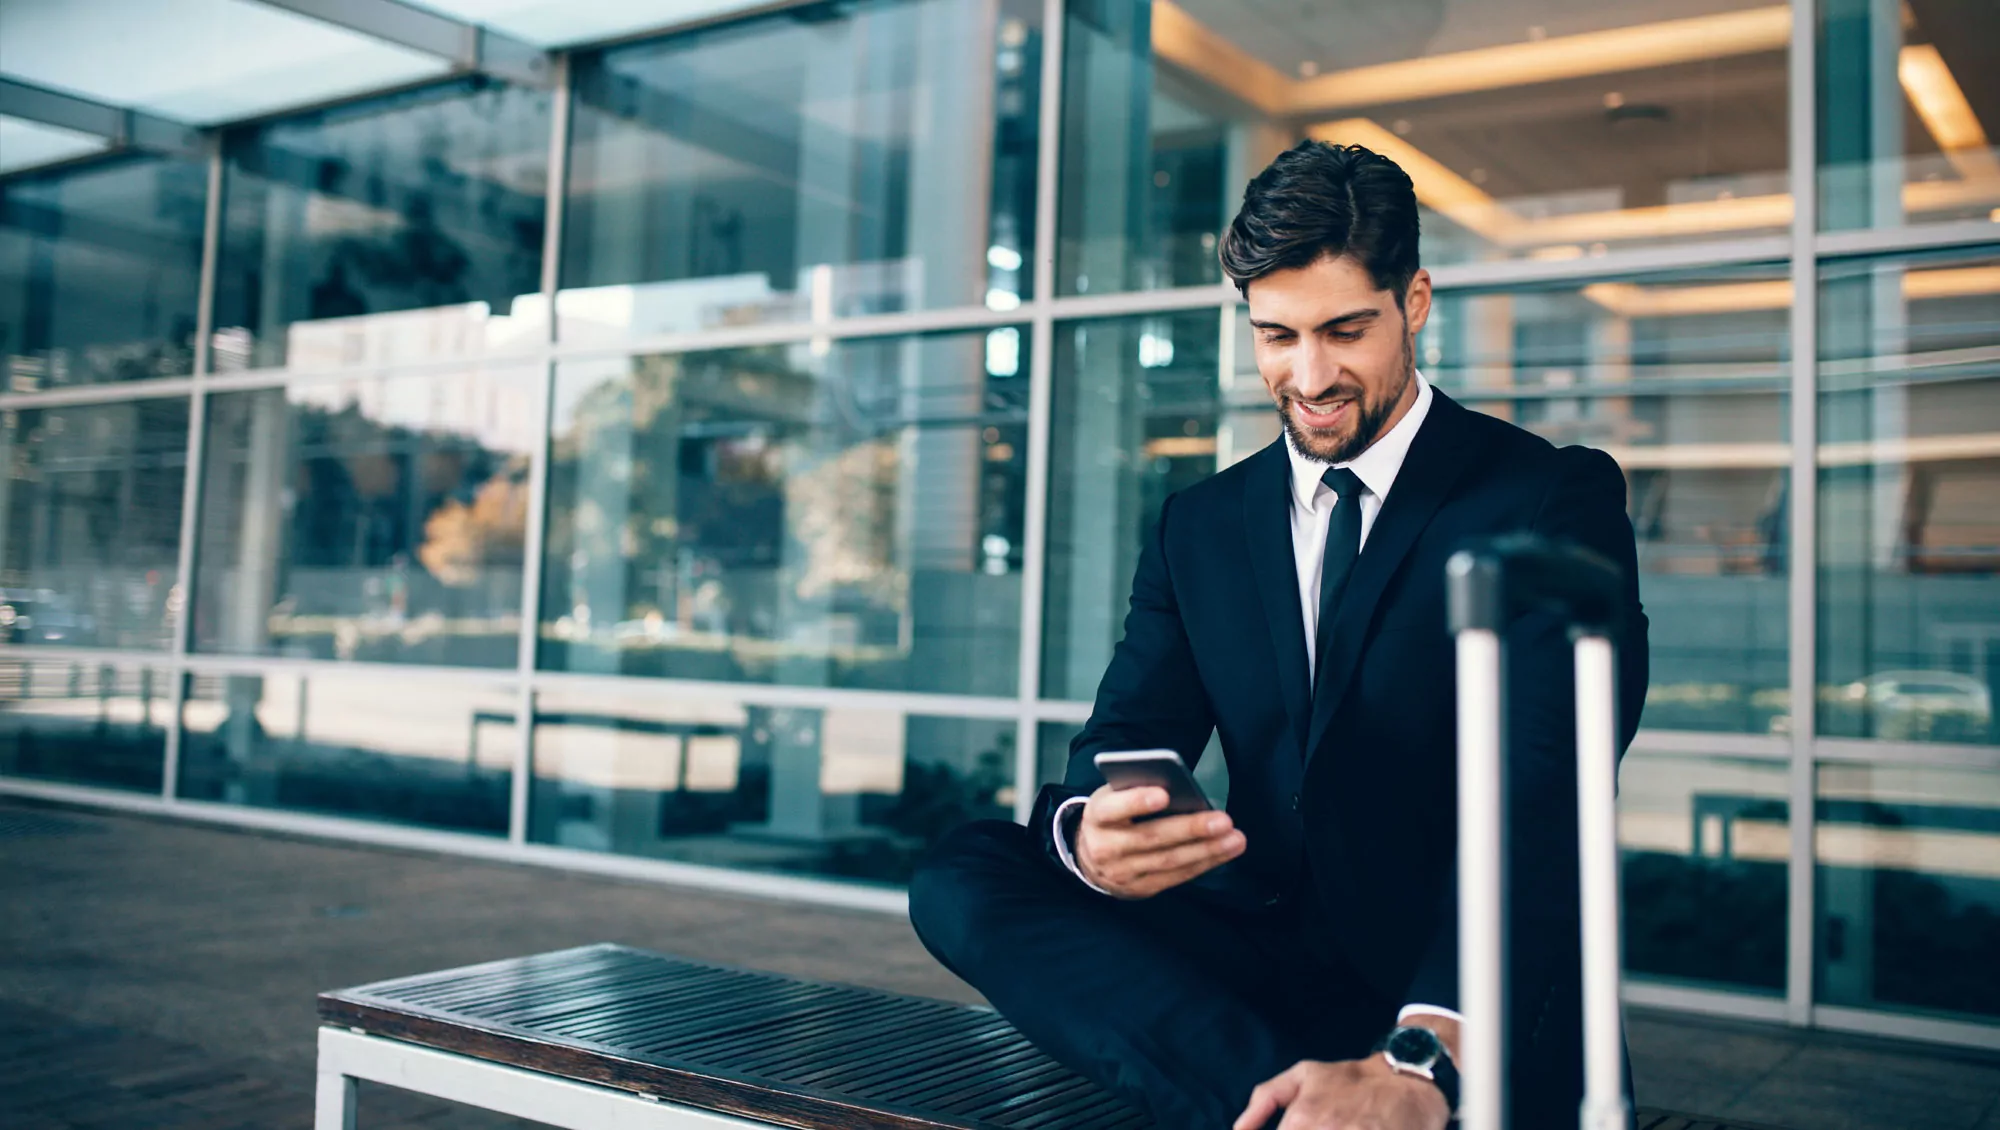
[{"x1": 1093, "y1": 749, "x2": 1214, "y2": 821}]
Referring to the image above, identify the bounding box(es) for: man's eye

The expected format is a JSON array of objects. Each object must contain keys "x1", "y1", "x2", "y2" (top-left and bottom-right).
[{"x1": 1331, "y1": 330, "x2": 1363, "y2": 343}]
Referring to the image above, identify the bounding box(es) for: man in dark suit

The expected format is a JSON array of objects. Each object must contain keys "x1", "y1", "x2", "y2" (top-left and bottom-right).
[{"x1": 909, "y1": 141, "x2": 1649, "y2": 1130}]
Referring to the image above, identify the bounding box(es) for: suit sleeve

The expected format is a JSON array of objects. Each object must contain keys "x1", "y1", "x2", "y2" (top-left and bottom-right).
[
  {"x1": 1402, "y1": 446, "x2": 1651, "y2": 1014},
  {"x1": 1029, "y1": 491, "x2": 1219, "y2": 876}
]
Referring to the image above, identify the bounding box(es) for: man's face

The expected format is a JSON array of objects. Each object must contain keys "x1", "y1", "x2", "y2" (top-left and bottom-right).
[{"x1": 1246, "y1": 254, "x2": 1431, "y2": 465}]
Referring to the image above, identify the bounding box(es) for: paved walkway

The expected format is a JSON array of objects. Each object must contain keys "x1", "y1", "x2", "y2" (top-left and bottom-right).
[{"x1": 2, "y1": 798, "x2": 1996, "y2": 1129}]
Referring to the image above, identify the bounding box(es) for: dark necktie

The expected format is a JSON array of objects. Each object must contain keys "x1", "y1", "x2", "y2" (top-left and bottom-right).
[{"x1": 1316, "y1": 466, "x2": 1367, "y2": 675}]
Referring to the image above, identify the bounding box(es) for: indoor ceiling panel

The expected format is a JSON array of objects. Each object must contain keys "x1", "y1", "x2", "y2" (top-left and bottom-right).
[
  {"x1": 0, "y1": 115, "x2": 110, "y2": 174},
  {"x1": 1172, "y1": 0, "x2": 1785, "y2": 80},
  {"x1": 0, "y1": 0, "x2": 452, "y2": 125},
  {"x1": 407, "y1": 0, "x2": 767, "y2": 48}
]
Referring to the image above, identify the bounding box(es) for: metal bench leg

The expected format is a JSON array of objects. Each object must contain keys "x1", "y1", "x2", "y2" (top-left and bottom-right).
[{"x1": 316, "y1": 1066, "x2": 357, "y2": 1130}]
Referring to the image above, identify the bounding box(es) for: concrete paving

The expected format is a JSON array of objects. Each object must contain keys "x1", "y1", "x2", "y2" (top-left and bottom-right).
[{"x1": 2, "y1": 797, "x2": 1997, "y2": 1129}]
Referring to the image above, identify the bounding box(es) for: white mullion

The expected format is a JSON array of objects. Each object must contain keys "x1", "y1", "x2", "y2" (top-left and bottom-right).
[
  {"x1": 1785, "y1": 0, "x2": 1820, "y2": 1032},
  {"x1": 511, "y1": 52, "x2": 572, "y2": 847},
  {"x1": 1815, "y1": 218, "x2": 2000, "y2": 259},
  {"x1": 1012, "y1": 0, "x2": 1067, "y2": 824},
  {"x1": 0, "y1": 379, "x2": 199, "y2": 410},
  {"x1": 162, "y1": 138, "x2": 226, "y2": 803}
]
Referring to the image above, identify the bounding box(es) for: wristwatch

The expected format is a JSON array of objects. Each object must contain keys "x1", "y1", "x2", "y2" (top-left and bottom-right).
[{"x1": 1379, "y1": 1025, "x2": 1461, "y2": 1118}]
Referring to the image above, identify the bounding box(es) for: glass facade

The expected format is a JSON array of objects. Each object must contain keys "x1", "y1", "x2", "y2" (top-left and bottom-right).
[
  {"x1": 558, "y1": 0, "x2": 1042, "y2": 341},
  {"x1": 1816, "y1": 761, "x2": 2000, "y2": 1023},
  {"x1": 529, "y1": 684, "x2": 1013, "y2": 884},
  {"x1": 1, "y1": 0, "x2": 1996, "y2": 1046},
  {"x1": 0, "y1": 398, "x2": 190, "y2": 650},
  {"x1": 1818, "y1": 247, "x2": 2000, "y2": 744},
  {"x1": 1819, "y1": 0, "x2": 2000, "y2": 234},
  {"x1": 192, "y1": 367, "x2": 539, "y2": 667},
  {"x1": 175, "y1": 669, "x2": 516, "y2": 835},
  {"x1": 0, "y1": 155, "x2": 207, "y2": 387},
  {"x1": 211, "y1": 78, "x2": 550, "y2": 373},
  {"x1": 0, "y1": 659, "x2": 170, "y2": 793}
]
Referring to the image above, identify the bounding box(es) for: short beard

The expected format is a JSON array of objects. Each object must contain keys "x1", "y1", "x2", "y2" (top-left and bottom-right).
[{"x1": 1278, "y1": 333, "x2": 1415, "y2": 465}]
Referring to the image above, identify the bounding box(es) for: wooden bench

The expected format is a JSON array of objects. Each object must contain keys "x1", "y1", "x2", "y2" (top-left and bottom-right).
[{"x1": 314, "y1": 943, "x2": 1778, "y2": 1130}]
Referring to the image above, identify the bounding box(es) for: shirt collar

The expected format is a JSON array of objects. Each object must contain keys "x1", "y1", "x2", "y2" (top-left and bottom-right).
[{"x1": 1284, "y1": 370, "x2": 1434, "y2": 511}]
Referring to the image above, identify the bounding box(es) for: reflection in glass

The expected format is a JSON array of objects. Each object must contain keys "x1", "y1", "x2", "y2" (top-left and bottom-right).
[
  {"x1": 193, "y1": 369, "x2": 539, "y2": 668},
  {"x1": 1818, "y1": 0, "x2": 2000, "y2": 234},
  {"x1": 176, "y1": 671, "x2": 515, "y2": 835},
  {"x1": 1818, "y1": 249, "x2": 2000, "y2": 745},
  {"x1": 0, "y1": 399, "x2": 190, "y2": 650},
  {"x1": 540, "y1": 330, "x2": 1026, "y2": 694},
  {"x1": 528, "y1": 686, "x2": 1012, "y2": 884},
  {"x1": 1816, "y1": 762, "x2": 2000, "y2": 1022},
  {"x1": 1618, "y1": 753, "x2": 1788, "y2": 993},
  {"x1": 558, "y1": 0, "x2": 1042, "y2": 342},
  {"x1": 1425, "y1": 267, "x2": 1792, "y2": 734},
  {"x1": 1042, "y1": 310, "x2": 1233, "y2": 701},
  {"x1": 0, "y1": 154, "x2": 206, "y2": 386},
  {"x1": 1058, "y1": 0, "x2": 1791, "y2": 294},
  {"x1": 211, "y1": 77, "x2": 550, "y2": 373},
  {"x1": 0, "y1": 661, "x2": 170, "y2": 793}
]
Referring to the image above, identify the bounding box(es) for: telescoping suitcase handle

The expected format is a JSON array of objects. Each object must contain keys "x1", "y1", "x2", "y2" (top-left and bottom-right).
[{"x1": 1446, "y1": 535, "x2": 1627, "y2": 1130}]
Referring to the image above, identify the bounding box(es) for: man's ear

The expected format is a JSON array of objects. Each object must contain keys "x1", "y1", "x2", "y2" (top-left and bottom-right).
[{"x1": 1403, "y1": 269, "x2": 1433, "y2": 336}]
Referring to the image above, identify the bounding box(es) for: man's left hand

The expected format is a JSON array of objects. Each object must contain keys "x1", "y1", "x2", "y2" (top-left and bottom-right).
[{"x1": 1232, "y1": 1055, "x2": 1449, "y2": 1130}]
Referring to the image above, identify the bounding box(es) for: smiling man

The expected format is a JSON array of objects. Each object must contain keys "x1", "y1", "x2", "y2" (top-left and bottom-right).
[{"x1": 909, "y1": 141, "x2": 1649, "y2": 1130}]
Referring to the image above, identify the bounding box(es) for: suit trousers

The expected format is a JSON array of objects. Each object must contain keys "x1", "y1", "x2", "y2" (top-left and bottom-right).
[{"x1": 908, "y1": 820, "x2": 1399, "y2": 1129}]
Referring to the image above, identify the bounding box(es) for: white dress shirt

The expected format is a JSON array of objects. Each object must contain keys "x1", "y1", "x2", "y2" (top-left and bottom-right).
[{"x1": 1053, "y1": 372, "x2": 1461, "y2": 1026}]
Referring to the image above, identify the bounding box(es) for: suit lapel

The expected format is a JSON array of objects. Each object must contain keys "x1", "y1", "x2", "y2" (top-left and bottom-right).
[
  {"x1": 1242, "y1": 441, "x2": 1312, "y2": 756},
  {"x1": 1305, "y1": 392, "x2": 1486, "y2": 762}
]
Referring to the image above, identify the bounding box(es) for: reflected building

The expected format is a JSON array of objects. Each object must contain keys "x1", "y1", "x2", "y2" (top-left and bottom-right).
[{"x1": 0, "y1": 0, "x2": 1996, "y2": 1049}]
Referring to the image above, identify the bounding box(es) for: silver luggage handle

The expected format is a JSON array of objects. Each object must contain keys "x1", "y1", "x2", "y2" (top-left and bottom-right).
[{"x1": 1447, "y1": 536, "x2": 1628, "y2": 1130}]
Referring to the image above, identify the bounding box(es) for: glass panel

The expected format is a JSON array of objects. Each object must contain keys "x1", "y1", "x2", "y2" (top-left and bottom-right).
[
  {"x1": 211, "y1": 78, "x2": 550, "y2": 374},
  {"x1": 1818, "y1": 247, "x2": 2000, "y2": 745},
  {"x1": 558, "y1": 0, "x2": 1041, "y2": 342},
  {"x1": 0, "y1": 155, "x2": 206, "y2": 387},
  {"x1": 1042, "y1": 309, "x2": 1232, "y2": 701},
  {"x1": 540, "y1": 329, "x2": 1026, "y2": 694},
  {"x1": 1818, "y1": 0, "x2": 2000, "y2": 235},
  {"x1": 0, "y1": 660, "x2": 170, "y2": 793},
  {"x1": 528, "y1": 685, "x2": 1014, "y2": 884},
  {"x1": 1619, "y1": 752, "x2": 1788, "y2": 994},
  {"x1": 1429, "y1": 267, "x2": 1792, "y2": 735},
  {"x1": 0, "y1": 399, "x2": 190, "y2": 650},
  {"x1": 176, "y1": 671, "x2": 515, "y2": 834},
  {"x1": 1816, "y1": 761, "x2": 2000, "y2": 1022},
  {"x1": 1057, "y1": 0, "x2": 1790, "y2": 295},
  {"x1": 0, "y1": 0, "x2": 451, "y2": 125},
  {"x1": 193, "y1": 368, "x2": 539, "y2": 668}
]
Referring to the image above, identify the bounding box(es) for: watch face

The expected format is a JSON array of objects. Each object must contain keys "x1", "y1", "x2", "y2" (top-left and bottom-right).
[{"x1": 1386, "y1": 1026, "x2": 1442, "y2": 1068}]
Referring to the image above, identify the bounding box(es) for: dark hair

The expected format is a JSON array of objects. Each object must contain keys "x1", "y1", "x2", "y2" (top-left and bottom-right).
[{"x1": 1217, "y1": 140, "x2": 1421, "y2": 304}]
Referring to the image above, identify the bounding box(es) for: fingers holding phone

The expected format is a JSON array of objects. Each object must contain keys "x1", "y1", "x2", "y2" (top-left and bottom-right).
[{"x1": 1076, "y1": 751, "x2": 1245, "y2": 899}]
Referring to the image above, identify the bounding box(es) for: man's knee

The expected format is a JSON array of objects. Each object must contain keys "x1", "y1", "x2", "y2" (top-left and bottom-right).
[{"x1": 909, "y1": 819, "x2": 1049, "y2": 971}]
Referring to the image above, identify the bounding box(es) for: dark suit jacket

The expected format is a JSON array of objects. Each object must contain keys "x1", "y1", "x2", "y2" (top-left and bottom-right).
[{"x1": 1031, "y1": 390, "x2": 1649, "y2": 1115}]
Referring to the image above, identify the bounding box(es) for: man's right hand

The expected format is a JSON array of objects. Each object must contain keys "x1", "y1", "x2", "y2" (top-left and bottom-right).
[{"x1": 1075, "y1": 784, "x2": 1246, "y2": 899}]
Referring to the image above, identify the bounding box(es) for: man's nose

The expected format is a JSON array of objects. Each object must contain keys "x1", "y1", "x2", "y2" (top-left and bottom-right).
[{"x1": 1291, "y1": 341, "x2": 1341, "y2": 397}]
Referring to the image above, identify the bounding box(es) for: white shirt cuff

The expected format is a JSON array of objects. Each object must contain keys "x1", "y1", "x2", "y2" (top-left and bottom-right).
[
  {"x1": 1398, "y1": 1004, "x2": 1465, "y2": 1026},
  {"x1": 1052, "y1": 795, "x2": 1116, "y2": 896}
]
